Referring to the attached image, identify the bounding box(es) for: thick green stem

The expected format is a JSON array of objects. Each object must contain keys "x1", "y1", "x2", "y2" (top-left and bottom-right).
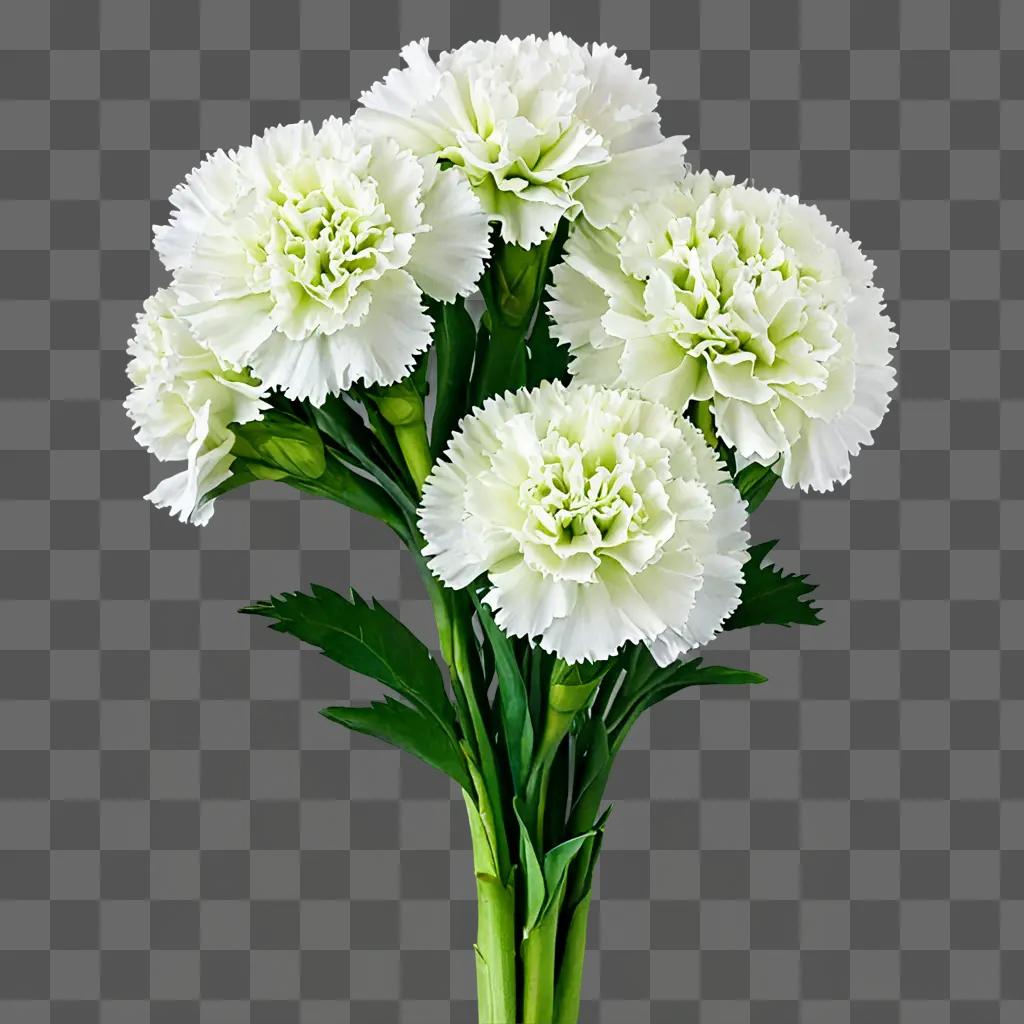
[
  {"x1": 553, "y1": 892, "x2": 592, "y2": 1024},
  {"x1": 522, "y1": 901, "x2": 561, "y2": 1024},
  {"x1": 476, "y1": 875, "x2": 517, "y2": 1022},
  {"x1": 465, "y1": 792, "x2": 517, "y2": 1024}
]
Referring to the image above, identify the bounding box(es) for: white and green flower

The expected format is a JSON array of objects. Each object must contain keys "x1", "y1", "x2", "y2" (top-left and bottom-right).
[
  {"x1": 154, "y1": 118, "x2": 490, "y2": 407},
  {"x1": 354, "y1": 35, "x2": 687, "y2": 248},
  {"x1": 419, "y1": 381, "x2": 749, "y2": 665},
  {"x1": 549, "y1": 171, "x2": 898, "y2": 491},
  {"x1": 124, "y1": 286, "x2": 268, "y2": 524}
]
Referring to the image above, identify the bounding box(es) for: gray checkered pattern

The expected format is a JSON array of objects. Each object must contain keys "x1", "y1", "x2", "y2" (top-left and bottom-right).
[{"x1": 0, "y1": 0, "x2": 1018, "y2": 1020}]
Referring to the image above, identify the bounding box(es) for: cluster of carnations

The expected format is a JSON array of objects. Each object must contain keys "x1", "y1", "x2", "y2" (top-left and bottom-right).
[{"x1": 126, "y1": 35, "x2": 896, "y2": 1024}]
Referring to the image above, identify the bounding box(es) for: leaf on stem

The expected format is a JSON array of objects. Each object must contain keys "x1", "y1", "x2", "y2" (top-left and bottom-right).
[
  {"x1": 514, "y1": 798, "x2": 547, "y2": 935},
  {"x1": 605, "y1": 650, "x2": 766, "y2": 750},
  {"x1": 526, "y1": 311, "x2": 570, "y2": 388},
  {"x1": 725, "y1": 539, "x2": 824, "y2": 631},
  {"x1": 321, "y1": 699, "x2": 470, "y2": 792},
  {"x1": 243, "y1": 586, "x2": 469, "y2": 789},
  {"x1": 566, "y1": 717, "x2": 610, "y2": 835},
  {"x1": 540, "y1": 831, "x2": 593, "y2": 923},
  {"x1": 472, "y1": 594, "x2": 534, "y2": 792},
  {"x1": 733, "y1": 460, "x2": 780, "y2": 512},
  {"x1": 431, "y1": 297, "x2": 478, "y2": 458}
]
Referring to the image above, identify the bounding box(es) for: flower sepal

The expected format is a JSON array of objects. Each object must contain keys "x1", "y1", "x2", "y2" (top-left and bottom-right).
[{"x1": 232, "y1": 410, "x2": 327, "y2": 481}]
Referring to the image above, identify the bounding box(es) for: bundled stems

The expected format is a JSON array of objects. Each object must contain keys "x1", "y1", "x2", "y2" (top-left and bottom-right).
[{"x1": 365, "y1": 258, "x2": 715, "y2": 1024}]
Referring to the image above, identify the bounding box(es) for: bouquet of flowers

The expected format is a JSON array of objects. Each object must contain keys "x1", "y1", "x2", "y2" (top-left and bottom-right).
[{"x1": 126, "y1": 35, "x2": 897, "y2": 1024}]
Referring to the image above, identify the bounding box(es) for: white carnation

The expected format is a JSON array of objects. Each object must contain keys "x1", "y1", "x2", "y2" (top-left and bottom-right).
[
  {"x1": 354, "y1": 35, "x2": 688, "y2": 248},
  {"x1": 125, "y1": 287, "x2": 268, "y2": 525},
  {"x1": 154, "y1": 118, "x2": 490, "y2": 407},
  {"x1": 549, "y1": 171, "x2": 898, "y2": 492},
  {"x1": 419, "y1": 381, "x2": 748, "y2": 665}
]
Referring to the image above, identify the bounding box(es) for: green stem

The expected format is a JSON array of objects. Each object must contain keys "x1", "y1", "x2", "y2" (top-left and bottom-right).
[
  {"x1": 465, "y1": 792, "x2": 517, "y2": 1024},
  {"x1": 553, "y1": 892, "x2": 592, "y2": 1024},
  {"x1": 522, "y1": 886, "x2": 564, "y2": 1024}
]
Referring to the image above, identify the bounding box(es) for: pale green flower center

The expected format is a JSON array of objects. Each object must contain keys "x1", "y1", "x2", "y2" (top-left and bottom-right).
[
  {"x1": 516, "y1": 433, "x2": 673, "y2": 582},
  {"x1": 256, "y1": 170, "x2": 410, "y2": 339}
]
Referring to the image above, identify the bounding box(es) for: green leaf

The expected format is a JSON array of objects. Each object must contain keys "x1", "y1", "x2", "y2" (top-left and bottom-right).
[
  {"x1": 725, "y1": 539, "x2": 824, "y2": 631},
  {"x1": 526, "y1": 312, "x2": 570, "y2": 388},
  {"x1": 540, "y1": 831, "x2": 593, "y2": 922},
  {"x1": 431, "y1": 297, "x2": 477, "y2": 458},
  {"x1": 514, "y1": 797, "x2": 547, "y2": 934},
  {"x1": 203, "y1": 460, "x2": 263, "y2": 501},
  {"x1": 606, "y1": 652, "x2": 766, "y2": 751},
  {"x1": 564, "y1": 805, "x2": 612, "y2": 913},
  {"x1": 634, "y1": 657, "x2": 765, "y2": 719},
  {"x1": 734, "y1": 461, "x2": 780, "y2": 512},
  {"x1": 243, "y1": 585, "x2": 458, "y2": 740},
  {"x1": 472, "y1": 316, "x2": 527, "y2": 406},
  {"x1": 566, "y1": 717, "x2": 611, "y2": 835},
  {"x1": 309, "y1": 396, "x2": 417, "y2": 518},
  {"x1": 321, "y1": 699, "x2": 470, "y2": 792},
  {"x1": 472, "y1": 595, "x2": 534, "y2": 792}
]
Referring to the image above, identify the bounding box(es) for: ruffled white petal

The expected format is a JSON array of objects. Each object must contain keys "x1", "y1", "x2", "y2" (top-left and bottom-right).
[
  {"x1": 152, "y1": 116, "x2": 486, "y2": 406},
  {"x1": 550, "y1": 171, "x2": 898, "y2": 491},
  {"x1": 405, "y1": 164, "x2": 490, "y2": 302},
  {"x1": 124, "y1": 286, "x2": 269, "y2": 526},
  {"x1": 146, "y1": 430, "x2": 235, "y2": 526},
  {"x1": 419, "y1": 381, "x2": 749, "y2": 665},
  {"x1": 353, "y1": 34, "x2": 686, "y2": 247}
]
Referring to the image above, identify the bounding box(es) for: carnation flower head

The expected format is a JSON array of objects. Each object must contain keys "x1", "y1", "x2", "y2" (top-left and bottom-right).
[
  {"x1": 154, "y1": 118, "x2": 490, "y2": 406},
  {"x1": 355, "y1": 35, "x2": 688, "y2": 248},
  {"x1": 125, "y1": 287, "x2": 269, "y2": 524},
  {"x1": 419, "y1": 381, "x2": 749, "y2": 665},
  {"x1": 549, "y1": 171, "x2": 898, "y2": 492}
]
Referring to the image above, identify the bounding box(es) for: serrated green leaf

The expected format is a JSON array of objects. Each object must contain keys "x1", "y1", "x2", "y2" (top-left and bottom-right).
[
  {"x1": 734, "y1": 460, "x2": 780, "y2": 512},
  {"x1": 321, "y1": 700, "x2": 470, "y2": 792},
  {"x1": 431, "y1": 297, "x2": 477, "y2": 458},
  {"x1": 606, "y1": 652, "x2": 766, "y2": 751},
  {"x1": 243, "y1": 586, "x2": 458, "y2": 741},
  {"x1": 725, "y1": 539, "x2": 824, "y2": 631},
  {"x1": 472, "y1": 594, "x2": 534, "y2": 792},
  {"x1": 526, "y1": 311, "x2": 570, "y2": 388}
]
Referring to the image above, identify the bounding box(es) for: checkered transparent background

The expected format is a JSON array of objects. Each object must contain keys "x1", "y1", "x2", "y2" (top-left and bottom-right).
[{"x1": 0, "y1": 0, "x2": 1020, "y2": 1020}]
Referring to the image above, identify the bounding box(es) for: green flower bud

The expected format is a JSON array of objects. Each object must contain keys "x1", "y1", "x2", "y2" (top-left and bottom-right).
[{"x1": 234, "y1": 411, "x2": 326, "y2": 481}]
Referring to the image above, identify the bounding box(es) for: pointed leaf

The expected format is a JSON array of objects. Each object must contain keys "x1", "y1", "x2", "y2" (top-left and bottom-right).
[
  {"x1": 607, "y1": 651, "x2": 766, "y2": 750},
  {"x1": 321, "y1": 700, "x2": 469, "y2": 791},
  {"x1": 734, "y1": 460, "x2": 780, "y2": 512},
  {"x1": 526, "y1": 311, "x2": 570, "y2": 388},
  {"x1": 564, "y1": 805, "x2": 612, "y2": 914},
  {"x1": 473, "y1": 594, "x2": 534, "y2": 791},
  {"x1": 244, "y1": 586, "x2": 458, "y2": 740},
  {"x1": 566, "y1": 717, "x2": 611, "y2": 834},
  {"x1": 431, "y1": 297, "x2": 477, "y2": 458},
  {"x1": 540, "y1": 831, "x2": 593, "y2": 922},
  {"x1": 725, "y1": 539, "x2": 824, "y2": 631},
  {"x1": 514, "y1": 797, "x2": 547, "y2": 934},
  {"x1": 309, "y1": 397, "x2": 416, "y2": 517}
]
